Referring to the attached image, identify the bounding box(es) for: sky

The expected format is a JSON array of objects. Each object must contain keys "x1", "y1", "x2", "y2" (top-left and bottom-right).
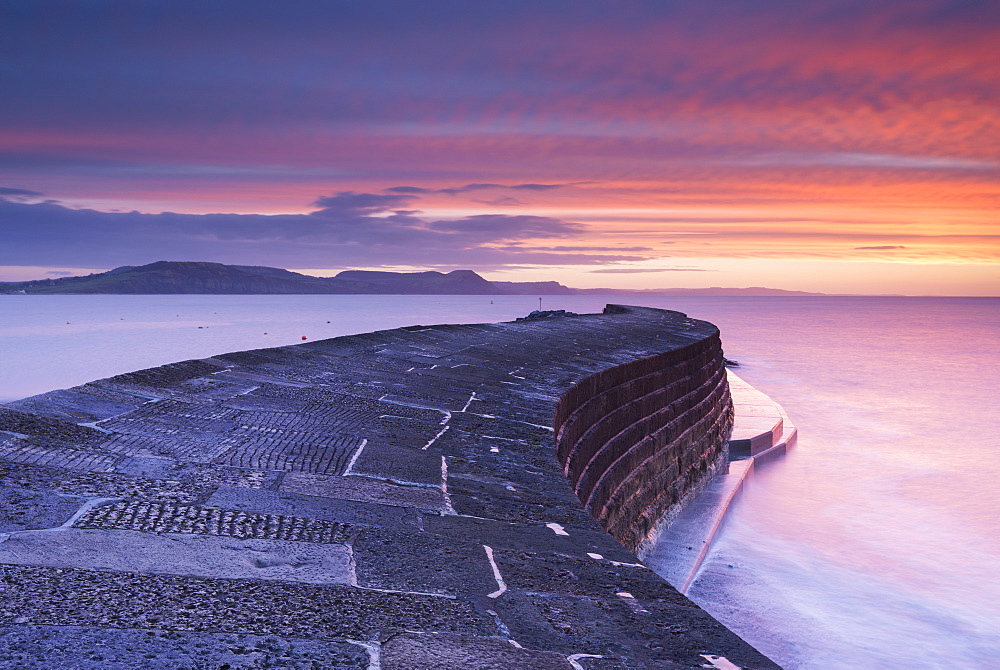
[{"x1": 1, "y1": 0, "x2": 997, "y2": 295}]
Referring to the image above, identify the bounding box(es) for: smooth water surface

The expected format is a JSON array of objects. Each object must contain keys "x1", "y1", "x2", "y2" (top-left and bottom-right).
[
  {"x1": 660, "y1": 297, "x2": 1000, "y2": 670},
  {"x1": 2, "y1": 294, "x2": 997, "y2": 668}
]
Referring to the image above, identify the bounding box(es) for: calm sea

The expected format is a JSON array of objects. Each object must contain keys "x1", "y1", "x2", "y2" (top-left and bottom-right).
[{"x1": 2, "y1": 294, "x2": 997, "y2": 668}]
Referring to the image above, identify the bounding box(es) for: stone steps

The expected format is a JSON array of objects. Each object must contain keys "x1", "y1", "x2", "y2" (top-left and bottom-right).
[
  {"x1": 643, "y1": 371, "x2": 796, "y2": 594},
  {"x1": 728, "y1": 371, "x2": 797, "y2": 460}
]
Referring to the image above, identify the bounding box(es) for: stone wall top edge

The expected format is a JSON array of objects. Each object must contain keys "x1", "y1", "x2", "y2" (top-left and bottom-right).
[{"x1": 6, "y1": 304, "x2": 720, "y2": 406}]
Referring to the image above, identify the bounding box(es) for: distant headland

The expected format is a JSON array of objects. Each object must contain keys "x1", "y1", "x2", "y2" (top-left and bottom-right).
[{"x1": 1, "y1": 261, "x2": 825, "y2": 296}]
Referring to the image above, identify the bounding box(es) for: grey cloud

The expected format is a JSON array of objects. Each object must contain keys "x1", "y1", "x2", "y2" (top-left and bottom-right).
[
  {"x1": 474, "y1": 197, "x2": 524, "y2": 206},
  {"x1": 509, "y1": 183, "x2": 570, "y2": 191},
  {"x1": 0, "y1": 186, "x2": 45, "y2": 201},
  {"x1": 386, "y1": 182, "x2": 579, "y2": 196},
  {"x1": 589, "y1": 268, "x2": 710, "y2": 273},
  {"x1": 428, "y1": 214, "x2": 584, "y2": 240},
  {"x1": 501, "y1": 245, "x2": 652, "y2": 252},
  {"x1": 0, "y1": 192, "x2": 619, "y2": 270},
  {"x1": 439, "y1": 183, "x2": 505, "y2": 195},
  {"x1": 312, "y1": 191, "x2": 417, "y2": 214},
  {"x1": 384, "y1": 186, "x2": 431, "y2": 195}
]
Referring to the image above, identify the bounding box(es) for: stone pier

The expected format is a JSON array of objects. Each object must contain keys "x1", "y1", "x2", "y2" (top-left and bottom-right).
[{"x1": 0, "y1": 305, "x2": 779, "y2": 669}]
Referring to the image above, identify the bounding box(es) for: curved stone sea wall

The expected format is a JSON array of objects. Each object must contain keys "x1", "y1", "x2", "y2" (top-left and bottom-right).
[
  {"x1": 0, "y1": 305, "x2": 776, "y2": 669},
  {"x1": 555, "y1": 316, "x2": 733, "y2": 552}
]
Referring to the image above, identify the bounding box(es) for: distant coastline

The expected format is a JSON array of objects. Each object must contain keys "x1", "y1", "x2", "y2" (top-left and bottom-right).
[{"x1": 2, "y1": 260, "x2": 828, "y2": 296}]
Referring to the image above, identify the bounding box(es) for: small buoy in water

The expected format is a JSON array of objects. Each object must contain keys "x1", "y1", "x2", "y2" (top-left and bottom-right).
[
  {"x1": 120, "y1": 317, "x2": 124, "y2": 320},
  {"x1": 66, "y1": 322, "x2": 70, "y2": 324},
  {"x1": 301, "y1": 335, "x2": 307, "y2": 340},
  {"x1": 263, "y1": 332, "x2": 268, "y2": 334},
  {"x1": 326, "y1": 321, "x2": 330, "y2": 324}
]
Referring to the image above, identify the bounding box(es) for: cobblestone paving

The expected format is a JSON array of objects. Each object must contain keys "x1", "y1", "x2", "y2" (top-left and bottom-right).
[
  {"x1": 77, "y1": 500, "x2": 358, "y2": 543},
  {"x1": 0, "y1": 306, "x2": 779, "y2": 669},
  {"x1": 0, "y1": 438, "x2": 123, "y2": 472}
]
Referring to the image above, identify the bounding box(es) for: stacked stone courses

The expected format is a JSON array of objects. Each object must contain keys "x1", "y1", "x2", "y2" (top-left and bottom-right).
[
  {"x1": 554, "y1": 331, "x2": 733, "y2": 551},
  {"x1": 0, "y1": 305, "x2": 778, "y2": 669}
]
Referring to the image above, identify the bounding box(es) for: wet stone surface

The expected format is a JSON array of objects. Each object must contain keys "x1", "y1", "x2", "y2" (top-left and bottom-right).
[
  {"x1": 353, "y1": 528, "x2": 497, "y2": 600},
  {"x1": 381, "y1": 632, "x2": 573, "y2": 670},
  {"x1": 278, "y1": 471, "x2": 450, "y2": 512},
  {"x1": 0, "y1": 486, "x2": 85, "y2": 532},
  {"x1": 0, "y1": 306, "x2": 779, "y2": 669},
  {"x1": 0, "y1": 626, "x2": 370, "y2": 670},
  {"x1": 0, "y1": 564, "x2": 490, "y2": 638}
]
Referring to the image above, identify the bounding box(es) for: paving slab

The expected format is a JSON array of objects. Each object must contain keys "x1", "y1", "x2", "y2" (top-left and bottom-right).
[
  {"x1": 0, "y1": 564, "x2": 492, "y2": 638},
  {"x1": 347, "y1": 440, "x2": 443, "y2": 486},
  {"x1": 0, "y1": 529, "x2": 354, "y2": 584},
  {"x1": 0, "y1": 626, "x2": 370, "y2": 670},
  {"x1": 114, "y1": 455, "x2": 181, "y2": 478},
  {"x1": 206, "y1": 485, "x2": 421, "y2": 531},
  {"x1": 280, "y1": 471, "x2": 450, "y2": 512},
  {"x1": 0, "y1": 486, "x2": 85, "y2": 532},
  {"x1": 420, "y1": 512, "x2": 638, "y2": 563},
  {"x1": 4, "y1": 389, "x2": 141, "y2": 423},
  {"x1": 353, "y1": 528, "x2": 497, "y2": 599},
  {"x1": 381, "y1": 632, "x2": 572, "y2": 670}
]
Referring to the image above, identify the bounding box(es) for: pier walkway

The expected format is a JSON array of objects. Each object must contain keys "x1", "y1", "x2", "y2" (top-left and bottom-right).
[{"x1": 0, "y1": 306, "x2": 778, "y2": 669}]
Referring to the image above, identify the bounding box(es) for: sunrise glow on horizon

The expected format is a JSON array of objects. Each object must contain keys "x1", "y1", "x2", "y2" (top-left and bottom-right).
[{"x1": 1, "y1": 1, "x2": 997, "y2": 295}]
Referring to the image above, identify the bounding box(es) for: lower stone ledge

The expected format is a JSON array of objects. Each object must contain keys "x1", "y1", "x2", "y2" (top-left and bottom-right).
[{"x1": 641, "y1": 371, "x2": 797, "y2": 595}]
